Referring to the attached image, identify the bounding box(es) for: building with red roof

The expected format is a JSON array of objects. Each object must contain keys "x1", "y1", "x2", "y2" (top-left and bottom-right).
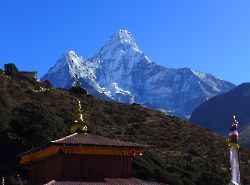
[{"x1": 20, "y1": 100, "x2": 165, "y2": 185}]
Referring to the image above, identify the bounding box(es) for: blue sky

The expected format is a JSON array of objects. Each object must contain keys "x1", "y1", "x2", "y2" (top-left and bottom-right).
[{"x1": 0, "y1": 0, "x2": 249, "y2": 84}]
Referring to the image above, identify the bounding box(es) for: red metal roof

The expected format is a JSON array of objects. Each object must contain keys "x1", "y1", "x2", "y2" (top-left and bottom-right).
[
  {"x1": 20, "y1": 133, "x2": 146, "y2": 156},
  {"x1": 45, "y1": 178, "x2": 166, "y2": 185},
  {"x1": 51, "y1": 133, "x2": 146, "y2": 148}
]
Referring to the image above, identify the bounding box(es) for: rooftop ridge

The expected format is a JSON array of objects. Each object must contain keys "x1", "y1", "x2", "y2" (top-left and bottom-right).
[{"x1": 51, "y1": 133, "x2": 78, "y2": 143}]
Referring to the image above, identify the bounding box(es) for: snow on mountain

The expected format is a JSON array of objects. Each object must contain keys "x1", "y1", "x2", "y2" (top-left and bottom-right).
[
  {"x1": 41, "y1": 51, "x2": 109, "y2": 99},
  {"x1": 41, "y1": 30, "x2": 235, "y2": 118}
]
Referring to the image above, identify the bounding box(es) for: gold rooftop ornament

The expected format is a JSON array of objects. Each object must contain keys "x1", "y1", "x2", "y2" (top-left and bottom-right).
[{"x1": 70, "y1": 100, "x2": 88, "y2": 134}]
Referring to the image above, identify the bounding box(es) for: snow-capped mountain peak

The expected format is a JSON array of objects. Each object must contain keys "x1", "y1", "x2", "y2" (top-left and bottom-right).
[
  {"x1": 42, "y1": 51, "x2": 100, "y2": 90},
  {"x1": 116, "y1": 29, "x2": 139, "y2": 49},
  {"x1": 95, "y1": 30, "x2": 141, "y2": 61},
  {"x1": 42, "y1": 30, "x2": 235, "y2": 118},
  {"x1": 48, "y1": 50, "x2": 86, "y2": 78}
]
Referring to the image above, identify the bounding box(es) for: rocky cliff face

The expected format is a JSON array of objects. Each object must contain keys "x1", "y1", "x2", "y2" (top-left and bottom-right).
[{"x1": 42, "y1": 30, "x2": 235, "y2": 118}]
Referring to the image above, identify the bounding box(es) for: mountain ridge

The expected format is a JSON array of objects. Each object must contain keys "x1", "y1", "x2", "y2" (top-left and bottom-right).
[
  {"x1": 42, "y1": 30, "x2": 235, "y2": 118},
  {"x1": 190, "y1": 83, "x2": 250, "y2": 148}
]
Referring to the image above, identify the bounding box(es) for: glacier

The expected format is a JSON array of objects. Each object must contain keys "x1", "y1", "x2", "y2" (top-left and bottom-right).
[{"x1": 41, "y1": 29, "x2": 235, "y2": 118}]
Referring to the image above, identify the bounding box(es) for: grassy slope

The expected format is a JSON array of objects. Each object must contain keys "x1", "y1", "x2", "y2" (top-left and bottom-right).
[{"x1": 0, "y1": 72, "x2": 250, "y2": 185}]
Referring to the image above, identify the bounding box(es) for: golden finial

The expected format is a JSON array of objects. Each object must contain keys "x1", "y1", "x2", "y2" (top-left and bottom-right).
[
  {"x1": 70, "y1": 100, "x2": 88, "y2": 133},
  {"x1": 73, "y1": 100, "x2": 83, "y2": 122}
]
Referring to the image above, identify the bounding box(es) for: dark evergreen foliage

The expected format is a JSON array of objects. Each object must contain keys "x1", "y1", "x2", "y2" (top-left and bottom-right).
[
  {"x1": 4, "y1": 63, "x2": 19, "y2": 76},
  {"x1": 43, "y1": 80, "x2": 53, "y2": 88}
]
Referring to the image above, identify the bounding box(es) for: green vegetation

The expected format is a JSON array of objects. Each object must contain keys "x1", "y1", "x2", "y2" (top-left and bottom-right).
[
  {"x1": 0, "y1": 71, "x2": 250, "y2": 184},
  {"x1": 4, "y1": 63, "x2": 19, "y2": 76}
]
